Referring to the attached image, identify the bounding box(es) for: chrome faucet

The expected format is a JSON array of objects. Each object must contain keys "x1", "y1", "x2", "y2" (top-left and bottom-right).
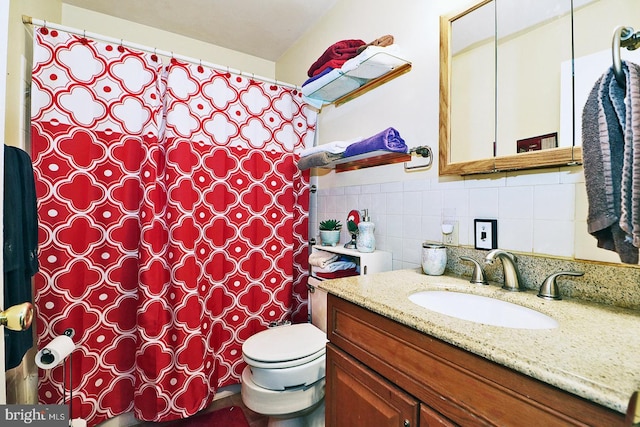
[{"x1": 484, "y1": 249, "x2": 523, "y2": 291}]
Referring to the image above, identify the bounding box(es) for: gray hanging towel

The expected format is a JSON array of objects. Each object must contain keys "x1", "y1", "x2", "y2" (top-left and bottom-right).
[
  {"x1": 582, "y1": 65, "x2": 638, "y2": 264},
  {"x1": 618, "y1": 61, "x2": 640, "y2": 247}
]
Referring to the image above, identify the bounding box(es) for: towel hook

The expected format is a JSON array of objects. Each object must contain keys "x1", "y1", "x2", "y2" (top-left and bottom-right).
[{"x1": 612, "y1": 25, "x2": 640, "y2": 89}]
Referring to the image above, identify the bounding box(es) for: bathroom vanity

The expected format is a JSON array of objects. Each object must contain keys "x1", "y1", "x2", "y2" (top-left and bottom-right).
[{"x1": 320, "y1": 269, "x2": 640, "y2": 426}]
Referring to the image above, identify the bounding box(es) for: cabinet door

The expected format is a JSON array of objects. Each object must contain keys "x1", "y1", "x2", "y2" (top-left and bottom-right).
[
  {"x1": 326, "y1": 344, "x2": 419, "y2": 427},
  {"x1": 420, "y1": 405, "x2": 457, "y2": 427}
]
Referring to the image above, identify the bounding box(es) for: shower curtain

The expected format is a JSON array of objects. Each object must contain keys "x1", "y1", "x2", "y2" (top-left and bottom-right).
[{"x1": 30, "y1": 27, "x2": 315, "y2": 425}]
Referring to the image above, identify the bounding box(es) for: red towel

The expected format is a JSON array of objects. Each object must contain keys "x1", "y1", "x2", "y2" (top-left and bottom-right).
[
  {"x1": 307, "y1": 39, "x2": 365, "y2": 77},
  {"x1": 315, "y1": 268, "x2": 358, "y2": 279}
]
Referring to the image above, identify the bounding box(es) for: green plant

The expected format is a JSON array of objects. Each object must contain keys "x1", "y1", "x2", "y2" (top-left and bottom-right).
[{"x1": 319, "y1": 219, "x2": 342, "y2": 231}]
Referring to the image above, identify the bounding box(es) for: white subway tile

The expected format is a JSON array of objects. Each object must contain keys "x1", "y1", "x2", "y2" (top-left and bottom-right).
[
  {"x1": 387, "y1": 214, "x2": 403, "y2": 237},
  {"x1": 403, "y1": 191, "x2": 422, "y2": 214},
  {"x1": 499, "y1": 186, "x2": 533, "y2": 219},
  {"x1": 498, "y1": 219, "x2": 533, "y2": 253},
  {"x1": 469, "y1": 188, "x2": 499, "y2": 219},
  {"x1": 402, "y1": 215, "x2": 422, "y2": 239},
  {"x1": 533, "y1": 184, "x2": 575, "y2": 221},
  {"x1": 533, "y1": 219, "x2": 574, "y2": 257},
  {"x1": 387, "y1": 192, "x2": 403, "y2": 215},
  {"x1": 381, "y1": 181, "x2": 403, "y2": 193}
]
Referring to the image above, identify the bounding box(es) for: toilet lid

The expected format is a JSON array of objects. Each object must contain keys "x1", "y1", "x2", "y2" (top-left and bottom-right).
[{"x1": 242, "y1": 323, "x2": 327, "y2": 363}]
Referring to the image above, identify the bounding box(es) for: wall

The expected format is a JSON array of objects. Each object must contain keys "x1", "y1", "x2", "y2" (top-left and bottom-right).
[
  {"x1": 276, "y1": 0, "x2": 634, "y2": 270},
  {"x1": 5, "y1": 0, "x2": 61, "y2": 151},
  {"x1": 61, "y1": 4, "x2": 275, "y2": 79}
]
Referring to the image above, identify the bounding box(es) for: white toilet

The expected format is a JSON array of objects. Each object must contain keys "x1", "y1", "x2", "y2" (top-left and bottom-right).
[{"x1": 241, "y1": 284, "x2": 327, "y2": 427}]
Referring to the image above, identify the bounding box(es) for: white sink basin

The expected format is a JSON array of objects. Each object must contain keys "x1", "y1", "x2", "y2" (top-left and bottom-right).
[{"x1": 409, "y1": 291, "x2": 558, "y2": 329}]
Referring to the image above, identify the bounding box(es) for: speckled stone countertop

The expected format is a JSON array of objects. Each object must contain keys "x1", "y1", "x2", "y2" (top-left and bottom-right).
[{"x1": 318, "y1": 268, "x2": 640, "y2": 415}]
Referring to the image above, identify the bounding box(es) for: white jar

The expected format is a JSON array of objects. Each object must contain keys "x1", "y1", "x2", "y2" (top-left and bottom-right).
[{"x1": 422, "y1": 243, "x2": 447, "y2": 276}]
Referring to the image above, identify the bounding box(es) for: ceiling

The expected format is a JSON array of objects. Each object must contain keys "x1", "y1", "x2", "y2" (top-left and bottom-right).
[{"x1": 61, "y1": 0, "x2": 338, "y2": 61}]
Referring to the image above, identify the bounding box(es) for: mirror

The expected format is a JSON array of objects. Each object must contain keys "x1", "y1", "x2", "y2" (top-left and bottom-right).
[{"x1": 440, "y1": 0, "x2": 581, "y2": 175}]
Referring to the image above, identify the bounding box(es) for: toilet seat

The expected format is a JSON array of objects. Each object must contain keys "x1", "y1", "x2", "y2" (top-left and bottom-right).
[
  {"x1": 242, "y1": 323, "x2": 328, "y2": 390},
  {"x1": 242, "y1": 323, "x2": 327, "y2": 367}
]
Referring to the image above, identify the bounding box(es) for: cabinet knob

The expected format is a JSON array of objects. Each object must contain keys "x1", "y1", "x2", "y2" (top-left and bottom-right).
[{"x1": 403, "y1": 420, "x2": 410, "y2": 427}]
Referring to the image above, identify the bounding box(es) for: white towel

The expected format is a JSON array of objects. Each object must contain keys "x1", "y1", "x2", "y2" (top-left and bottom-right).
[
  {"x1": 308, "y1": 251, "x2": 339, "y2": 268},
  {"x1": 314, "y1": 260, "x2": 357, "y2": 273},
  {"x1": 297, "y1": 137, "x2": 363, "y2": 157},
  {"x1": 341, "y1": 45, "x2": 406, "y2": 79}
]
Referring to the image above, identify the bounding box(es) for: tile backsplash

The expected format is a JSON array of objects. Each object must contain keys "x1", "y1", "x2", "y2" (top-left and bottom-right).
[
  {"x1": 316, "y1": 173, "x2": 582, "y2": 269},
  {"x1": 315, "y1": 174, "x2": 640, "y2": 310}
]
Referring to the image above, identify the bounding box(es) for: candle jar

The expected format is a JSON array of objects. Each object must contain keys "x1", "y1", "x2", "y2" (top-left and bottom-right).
[{"x1": 421, "y1": 243, "x2": 447, "y2": 276}]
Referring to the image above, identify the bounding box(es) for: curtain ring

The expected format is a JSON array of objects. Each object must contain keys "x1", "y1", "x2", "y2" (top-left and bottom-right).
[{"x1": 83, "y1": 30, "x2": 86, "y2": 38}]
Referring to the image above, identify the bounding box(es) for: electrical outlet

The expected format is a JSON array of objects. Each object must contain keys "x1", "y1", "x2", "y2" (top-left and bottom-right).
[{"x1": 442, "y1": 221, "x2": 459, "y2": 246}]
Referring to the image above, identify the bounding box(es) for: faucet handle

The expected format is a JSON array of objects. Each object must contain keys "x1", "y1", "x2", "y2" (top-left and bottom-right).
[
  {"x1": 460, "y1": 256, "x2": 488, "y2": 285},
  {"x1": 537, "y1": 271, "x2": 584, "y2": 300}
]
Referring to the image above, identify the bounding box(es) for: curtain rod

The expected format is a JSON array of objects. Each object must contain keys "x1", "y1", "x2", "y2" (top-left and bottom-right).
[{"x1": 22, "y1": 15, "x2": 299, "y2": 91}]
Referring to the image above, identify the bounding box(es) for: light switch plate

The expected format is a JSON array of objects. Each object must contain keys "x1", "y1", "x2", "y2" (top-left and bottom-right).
[{"x1": 474, "y1": 219, "x2": 497, "y2": 250}]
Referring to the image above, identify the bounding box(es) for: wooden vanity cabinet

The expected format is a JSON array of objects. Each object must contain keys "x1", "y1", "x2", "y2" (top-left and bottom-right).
[{"x1": 325, "y1": 294, "x2": 625, "y2": 427}]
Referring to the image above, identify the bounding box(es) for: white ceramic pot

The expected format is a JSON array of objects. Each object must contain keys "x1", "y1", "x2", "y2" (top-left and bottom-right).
[{"x1": 319, "y1": 230, "x2": 340, "y2": 246}]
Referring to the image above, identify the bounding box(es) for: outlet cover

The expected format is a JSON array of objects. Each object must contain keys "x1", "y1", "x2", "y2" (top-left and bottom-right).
[{"x1": 442, "y1": 221, "x2": 458, "y2": 246}]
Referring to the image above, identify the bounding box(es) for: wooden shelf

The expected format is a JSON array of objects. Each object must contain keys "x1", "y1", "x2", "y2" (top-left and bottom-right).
[{"x1": 321, "y1": 150, "x2": 411, "y2": 173}]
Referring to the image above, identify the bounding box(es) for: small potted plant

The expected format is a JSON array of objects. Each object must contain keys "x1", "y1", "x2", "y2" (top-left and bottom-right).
[{"x1": 319, "y1": 219, "x2": 342, "y2": 246}]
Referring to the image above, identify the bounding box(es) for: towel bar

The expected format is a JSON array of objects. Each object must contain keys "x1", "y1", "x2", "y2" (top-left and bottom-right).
[{"x1": 404, "y1": 145, "x2": 433, "y2": 171}]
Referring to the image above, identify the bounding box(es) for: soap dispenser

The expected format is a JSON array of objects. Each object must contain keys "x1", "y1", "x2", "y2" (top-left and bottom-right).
[{"x1": 356, "y1": 209, "x2": 375, "y2": 253}]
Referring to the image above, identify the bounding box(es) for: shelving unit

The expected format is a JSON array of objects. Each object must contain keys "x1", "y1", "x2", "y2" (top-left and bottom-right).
[
  {"x1": 309, "y1": 245, "x2": 392, "y2": 276},
  {"x1": 304, "y1": 51, "x2": 412, "y2": 108},
  {"x1": 302, "y1": 49, "x2": 413, "y2": 171}
]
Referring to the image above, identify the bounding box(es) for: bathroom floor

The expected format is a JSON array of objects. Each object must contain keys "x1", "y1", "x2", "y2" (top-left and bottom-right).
[{"x1": 135, "y1": 393, "x2": 268, "y2": 427}]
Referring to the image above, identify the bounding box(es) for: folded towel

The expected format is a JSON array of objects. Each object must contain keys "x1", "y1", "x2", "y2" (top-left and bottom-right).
[
  {"x1": 315, "y1": 268, "x2": 358, "y2": 279},
  {"x1": 308, "y1": 250, "x2": 339, "y2": 268},
  {"x1": 297, "y1": 151, "x2": 343, "y2": 171},
  {"x1": 341, "y1": 45, "x2": 407, "y2": 79},
  {"x1": 307, "y1": 39, "x2": 366, "y2": 78},
  {"x1": 343, "y1": 127, "x2": 408, "y2": 158},
  {"x1": 297, "y1": 137, "x2": 362, "y2": 157},
  {"x1": 356, "y1": 34, "x2": 394, "y2": 55},
  {"x1": 314, "y1": 260, "x2": 357, "y2": 273},
  {"x1": 302, "y1": 67, "x2": 334, "y2": 87}
]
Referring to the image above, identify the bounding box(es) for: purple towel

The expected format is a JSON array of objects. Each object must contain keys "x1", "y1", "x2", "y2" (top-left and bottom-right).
[{"x1": 343, "y1": 127, "x2": 407, "y2": 157}]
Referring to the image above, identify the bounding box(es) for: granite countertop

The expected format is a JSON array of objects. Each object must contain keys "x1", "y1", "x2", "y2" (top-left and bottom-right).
[{"x1": 318, "y1": 268, "x2": 640, "y2": 415}]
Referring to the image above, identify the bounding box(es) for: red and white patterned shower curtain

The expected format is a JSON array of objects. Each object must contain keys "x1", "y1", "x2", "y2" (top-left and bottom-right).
[{"x1": 30, "y1": 28, "x2": 315, "y2": 425}]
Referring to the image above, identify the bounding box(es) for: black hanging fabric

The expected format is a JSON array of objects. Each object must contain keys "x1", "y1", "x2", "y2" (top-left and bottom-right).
[{"x1": 3, "y1": 145, "x2": 39, "y2": 370}]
